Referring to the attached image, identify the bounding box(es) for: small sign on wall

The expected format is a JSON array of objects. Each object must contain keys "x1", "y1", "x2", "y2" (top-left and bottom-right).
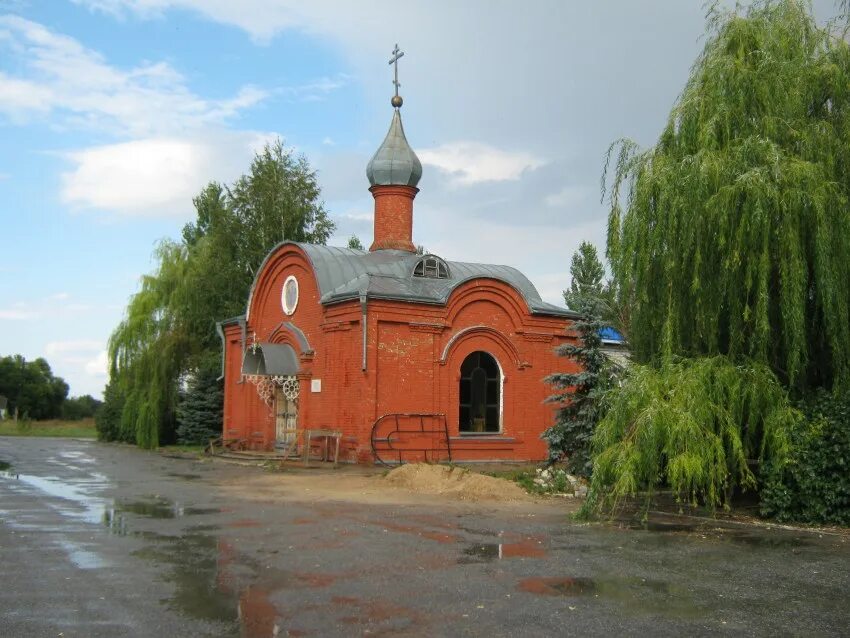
[{"x1": 311, "y1": 379, "x2": 322, "y2": 393}]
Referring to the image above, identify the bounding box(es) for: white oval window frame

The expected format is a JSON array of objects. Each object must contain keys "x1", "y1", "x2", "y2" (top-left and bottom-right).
[{"x1": 281, "y1": 275, "x2": 299, "y2": 316}]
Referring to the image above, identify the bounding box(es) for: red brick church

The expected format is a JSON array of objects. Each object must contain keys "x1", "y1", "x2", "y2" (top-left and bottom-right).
[{"x1": 217, "y1": 65, "x2": 578, "y2": 463}]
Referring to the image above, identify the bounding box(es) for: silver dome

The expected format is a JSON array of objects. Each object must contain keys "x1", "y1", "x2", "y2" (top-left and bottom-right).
[{"x1": 366, "y1": 109, "x2": 422, "y2": 188}]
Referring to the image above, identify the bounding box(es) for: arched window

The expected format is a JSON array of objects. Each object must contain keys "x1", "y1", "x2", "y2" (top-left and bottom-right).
[
  {"x1": 412, "y1": 255, "x2": 450, "y2": 279},
  {"x1": 459, "y1": 351, "x2": 501, "y2": 433}
]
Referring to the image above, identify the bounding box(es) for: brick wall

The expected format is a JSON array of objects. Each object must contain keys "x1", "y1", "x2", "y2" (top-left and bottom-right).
[{"x1": 221, "y1": 243, "x2": 578, "y2": 462}]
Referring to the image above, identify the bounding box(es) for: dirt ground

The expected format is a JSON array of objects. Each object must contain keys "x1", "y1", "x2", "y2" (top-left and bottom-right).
[{"x1": 215, "y1": 460, "x2": 540, "y2": 506}]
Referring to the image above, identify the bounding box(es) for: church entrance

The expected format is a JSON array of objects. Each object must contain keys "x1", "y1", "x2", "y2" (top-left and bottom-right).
[
  {"x1": 459, "y1": 351, "x2": 502, "y2": 434},
  {"x1": 274, "y1": 386, "x2": 298, "y2": 447}
]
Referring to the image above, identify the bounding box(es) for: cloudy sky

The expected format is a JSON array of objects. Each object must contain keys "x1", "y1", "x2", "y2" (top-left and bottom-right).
[{"x1": 0, "y1": 0, "x2": 839, "y2": 398}]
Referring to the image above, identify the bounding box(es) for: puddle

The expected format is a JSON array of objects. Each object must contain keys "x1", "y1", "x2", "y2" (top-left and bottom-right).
[
  {"x1": 718, "y1": 530, "x2": 811, "y2": 549},
  {"x1": 517, "y1": 575, "x2": 706, "y2": 618},
  {"x1": 1, "y1": 471, "x2": 112, "y2": 524},
  {"x1": 623, "y1": 517, "x2": 813, "y2": 548},
  {"x1": 133, "y1": 533, "x2": 240, "y2": 624},
  {"x1": 623, "y1": 519, "x2": 703, "y2": 533},
  {"x1": 168, "y1": 473, "x2": 202, "y2": 480},
  {"x1": 460, "y1": 540, "x2": 547, "y2": 563},
  {"x1": 371, "y1": 519, "x2": 460, "y2": 544},
  {"x1": 238, "y1": 586, "x2": 279, "y2": 637},
  {"x1": 57, "y1": 540, "x2": 109, "y2": 569},
  {"x1": 331, "y1": 596, "x2": 424, "y2": 633},
  {"x1": 523, "y1": 575, "x2": 674, "y2": 597},
  {"x1": 115, "y1": 498, "x2": 178, "y2": 519},
  {"x1": 110, "y1": 498, "x2": 222, "y2": 521},
  {"x1": 183, "y1": 507, "x2": 221, "y2": 516}
]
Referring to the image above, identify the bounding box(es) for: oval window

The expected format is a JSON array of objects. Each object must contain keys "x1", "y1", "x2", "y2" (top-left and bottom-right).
[{"x1": 282, "y1": 275, "x2": 299, "y2": 315}]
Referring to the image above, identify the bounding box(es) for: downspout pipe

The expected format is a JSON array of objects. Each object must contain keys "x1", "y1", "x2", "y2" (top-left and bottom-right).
[
  {"x1": 360, "y1": 292, "x2": 368, "y2": 371},
  {"x1": 215, "y1": 322, "x2": 226, "y2": 381}
]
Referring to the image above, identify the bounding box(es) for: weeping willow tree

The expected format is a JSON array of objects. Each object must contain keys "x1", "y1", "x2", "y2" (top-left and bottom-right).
[
  {"x1": 104, "y1": 140, "x2": 334, "y2": 449},
  {"x1": 583, "y1": 356, "x2": 798, "y2": 516},
  {"x1": 109, "y1": 241, "x2": 193, "y2": 448},
  {"x1": 605, "y1": 0, "x2": 850, "y2": 392}
]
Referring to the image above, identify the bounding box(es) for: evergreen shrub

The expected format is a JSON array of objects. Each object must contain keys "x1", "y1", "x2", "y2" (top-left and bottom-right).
[
  {"x1": 176, "y1": 364, "x2": 223, "y2": 446},
  {"x1": 761, "y1": 390, "x2": 850, "y2": 525}
]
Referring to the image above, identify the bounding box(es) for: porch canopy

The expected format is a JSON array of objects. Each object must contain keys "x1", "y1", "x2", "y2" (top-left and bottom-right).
[{"x1": 242, "y1": 342, "x2": 299, "y2": 376}]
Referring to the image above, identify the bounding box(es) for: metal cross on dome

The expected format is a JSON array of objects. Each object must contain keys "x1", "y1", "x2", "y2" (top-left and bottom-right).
[{"x1": 389, "y1": 43, "x2": 404, "y2": 100}]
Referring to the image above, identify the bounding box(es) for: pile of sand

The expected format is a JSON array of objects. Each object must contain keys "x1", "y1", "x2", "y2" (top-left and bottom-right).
[{"x1": 383, "y1": 464, "x2": 530, "y2": 502}]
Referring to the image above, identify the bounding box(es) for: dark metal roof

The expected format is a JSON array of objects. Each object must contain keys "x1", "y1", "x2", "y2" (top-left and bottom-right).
[
  {"x1": 242, "y1": 343, "x2": 300, "y2": 376},
  {"x1": 247, "y1": 242, "x2": 577, "y2": 319}
]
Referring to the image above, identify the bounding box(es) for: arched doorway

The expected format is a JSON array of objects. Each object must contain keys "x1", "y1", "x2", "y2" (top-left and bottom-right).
[{"x1": 459, "y1": 351, "x2": 502, "y2": 433}]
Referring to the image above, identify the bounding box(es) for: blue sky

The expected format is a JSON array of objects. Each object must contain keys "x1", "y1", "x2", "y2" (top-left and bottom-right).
[{"x1": 0, "y1": 0, "x2": 839, "y2": 398}]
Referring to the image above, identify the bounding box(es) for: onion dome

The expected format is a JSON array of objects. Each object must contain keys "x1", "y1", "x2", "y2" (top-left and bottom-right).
[{"x1": 366, "y1": 109, "x2": 423, "y2": 188}]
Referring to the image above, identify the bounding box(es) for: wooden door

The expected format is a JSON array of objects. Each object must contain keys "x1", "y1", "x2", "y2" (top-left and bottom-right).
[{"x1": 274, "y1": 387, "x2": 298, "y2": 447}]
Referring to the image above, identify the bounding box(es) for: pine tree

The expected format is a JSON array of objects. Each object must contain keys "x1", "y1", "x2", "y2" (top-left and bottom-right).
[
  {"x1": 543, "y1": 296, "x2": 614, "y2": 477},
  {"x1": 347, "y1": 235, "x2": 364, "y2": 250},
  {"x1": 563, "y1": 241, "x2": 605, "y2": 312},
  {"x1": 176, "y1": 364, "x2": 223, "y2": 446}
]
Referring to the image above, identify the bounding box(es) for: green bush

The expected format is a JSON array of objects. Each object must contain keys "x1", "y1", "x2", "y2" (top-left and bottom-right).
[
  {"x1": 761, "y1": 390, "x2": 850, "y2": 525},
  {"x1": 583, "y1": 356, "x2": 798, "y2": 516},
  {"x1": 95, "y1": 380, "x2": 126, "y2": 442}
]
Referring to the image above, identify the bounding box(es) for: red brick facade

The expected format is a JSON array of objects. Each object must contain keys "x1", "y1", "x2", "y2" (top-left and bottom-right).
[
  {"x1": 220, "y1": 243, "x2": 578, "y2": 463},
  {"x1": 368, "y1": 185, "x2": 417, "y2": 252}
]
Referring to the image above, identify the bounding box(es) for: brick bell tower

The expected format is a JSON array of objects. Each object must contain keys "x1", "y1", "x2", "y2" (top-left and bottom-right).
[{"x1": 365, "y1": 44, "x2": 422, "y2": 253}]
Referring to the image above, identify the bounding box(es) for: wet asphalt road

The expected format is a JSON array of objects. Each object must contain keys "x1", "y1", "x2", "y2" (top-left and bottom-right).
[{"x1": 1, "y1": 437, "x2": 849, "y2": 637}]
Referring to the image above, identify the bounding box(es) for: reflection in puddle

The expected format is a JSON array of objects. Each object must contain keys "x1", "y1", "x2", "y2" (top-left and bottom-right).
[
  {"x1": 517, "y1": 575, "x2": 706, "y2": 618},
  {"x1": 519, "y1": 576, "x2": 669, "y2": 597},
  {"x1": 2, "y1": 471, "x2": 112, "y2": 524},
  {"x1": 167, "y1": 473, "x2": 202, "y2": 480},
  {"x1": 114, "y1": 498, "x2": 177, "y2": 519},
  {"x1": 108, "y1": 498, "x2": 222, "y2": 522},
  {"x1": 57, "y1": 540, "x2": 108, "y2": 569},
  {"x1": 623, "y1": 518, "x2": 813, "y2": 548},
  {"x1": 133, "y1": 533, "x2": 239, "y2": 624},
  {"x1": 460, "y1": 540, "x2": 547, "y2": 563},
  {"x1": 719, "y1": 531, "x2": 811, "y2": 549}
]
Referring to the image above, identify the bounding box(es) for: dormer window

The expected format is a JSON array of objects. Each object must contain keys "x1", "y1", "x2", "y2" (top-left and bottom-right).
[{"x1": 413, "y1": 255, "x2": 450, "y2": 279}]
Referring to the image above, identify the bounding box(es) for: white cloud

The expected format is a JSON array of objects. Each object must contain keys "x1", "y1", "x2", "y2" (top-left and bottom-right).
[
  {"x1": 45, "y1": 340, "x2": 104, "y2": 357},
  {"x1": 84, "y1": 350, "x2": 109, "y2": 378},
  {"x1": 60, "y1": 131, "x2": 277, "y2": 217},
  {"x1": 49, "y1": 292, "x2": 71, "y2": 301},
  {"x1": 278, "y1": 75, "x2": 351, "y2": 102},
  {"x1": 0, "y1": 71, "x2": 53, "y2": 118},
  {"x1": 0, "y1": 172, "x2": 9, "y2": 180},
  {"x1": 0, "y1": 307, "x2": 38, "y2": 320},
  {"x1": 0, "y1": 14, "x2": 266, "y2": 136},
  {"x1": 418, "y1": 142, "x2": 544, "y2": 186},
  {"x1": 73, "y1": 0, "x2": 308, "y2": 43}
]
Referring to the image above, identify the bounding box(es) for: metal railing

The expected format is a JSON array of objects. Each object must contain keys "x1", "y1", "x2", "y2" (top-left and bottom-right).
[{"x1": 370, "y1": 413, "x2": 451, "y2": 466}]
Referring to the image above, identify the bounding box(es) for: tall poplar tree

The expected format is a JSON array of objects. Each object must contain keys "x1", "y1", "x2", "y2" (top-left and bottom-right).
[{"x1": 604, "y1": 0, "x2": 850, "y2": 392}]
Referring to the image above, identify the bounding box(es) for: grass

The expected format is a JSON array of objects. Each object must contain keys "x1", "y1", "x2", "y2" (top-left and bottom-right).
[{"x1": 0, "y1": 417, "x2": 97, "y2": 438}]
